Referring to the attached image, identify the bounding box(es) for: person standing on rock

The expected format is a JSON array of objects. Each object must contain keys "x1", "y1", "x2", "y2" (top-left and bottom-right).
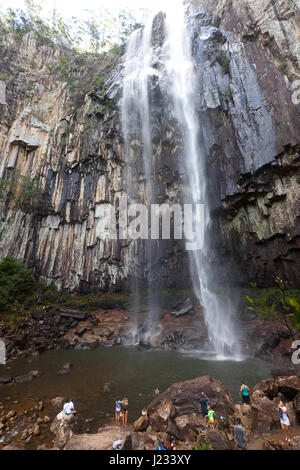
[
  {"x1": 240, "y1": 383, "x2": 250, "y2": 404},
  {"x1": 206, "y1": 406, "x2": 215, "y2": 430},
  {"x1": 121, "y1": 397, "x2": 128, "y2": 428},
  {"x1": 115, "y1": 400, "x2": 122, "y2": 424},
  {"x1": 199, "y1": 392, "x2": 209, "y2": 418},
  {"x1": 278, "y1": 401, "x2": 291, "y2": 442},
  {"x1": 234, "y1": 418, "x2": 247, "y2": 450}
]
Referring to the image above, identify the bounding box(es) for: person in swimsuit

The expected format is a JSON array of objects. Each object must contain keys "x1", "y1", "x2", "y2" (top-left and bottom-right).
[
  {"x1": 240, "y1": 384, "x2": 250, "y2": 404},
  {"x1": 121, "y1": 397, "x2": 128, "y2": 428},
  {"x1": 279, "y1": 401, "x2": 291, "y2": 441},
  {"x1": 115, "y1": 400, "x2": 122, "y2": 424}
]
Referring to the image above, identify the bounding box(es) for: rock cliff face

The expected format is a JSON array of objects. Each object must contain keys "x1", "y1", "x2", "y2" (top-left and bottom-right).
[{"x1": 0, "y1": 0, "x2": 299, "y2": 292}]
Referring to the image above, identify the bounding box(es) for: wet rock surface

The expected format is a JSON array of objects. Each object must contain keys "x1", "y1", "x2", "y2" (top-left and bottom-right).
[{"x1": 0, "y1": 1, "x2": 299, "y2": 291}]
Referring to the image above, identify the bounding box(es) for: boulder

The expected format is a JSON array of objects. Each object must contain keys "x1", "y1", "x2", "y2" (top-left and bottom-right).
[
  {"x1": 15, "y1": 374, "x2": 34, "y2": 384},
  {"x1": 290, "y1": 435, "x2": 300, "y2": 450},
  {"x1": 253, "y1": 376, "x2": 300, "y2": 402},
  {"x1": 134, "y1": 415, "x2": 149, "y2": 432},
  {"x1": 57, "y1": 362, "x2": 73, "y2": 375},
  {"x1": 51, "y1": 397, "x2": 65, "y2": 409},
  {"x1": 0, "y1": 376, "x2": 13, "y2": 385},
  {"x1": 250, "y1": 390, "x2": 279, "y2": 433},
  {"x1": 148, "y1": 376, "x2": 235, "y2": 419},
  {"x1": 50, "y1": 412, "x2": 80, "y2": 449},
  {"x1": 65, "y1": 425, "x2": 128, "y2": 450},
  {"x1": 123, "y1": 432, "x2": 157, "y2": 450}
]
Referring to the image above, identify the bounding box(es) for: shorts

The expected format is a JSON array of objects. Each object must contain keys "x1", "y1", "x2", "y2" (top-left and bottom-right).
[{"x1": 242, "y1": 395, "x2": 250, "y2": 404}]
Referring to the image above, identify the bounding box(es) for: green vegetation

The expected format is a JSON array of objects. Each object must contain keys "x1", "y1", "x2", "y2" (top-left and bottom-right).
[
  {"x1": 0, "y1": 1, "x2": 147, "y2": 53},
  {"x1": 246, "y1": 278, "x2": 300, "y2": 339},
  {"x1": 0, "y1": 171, "x2": 44, "y2": 214},
  {"x1": 0, "y1": 73, "x2": 10, "y2": 81},
  {"x1": 216, "y1": 51, "x2": 231, "y2": 74},
  {"x1": 0, "y1": 257, "x2": 35, "y2": 312}
]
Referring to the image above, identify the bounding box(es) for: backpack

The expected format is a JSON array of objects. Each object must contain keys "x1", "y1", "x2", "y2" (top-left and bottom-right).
[{"x1": 242, "y1": 385, "x2": 249, "y2": 396}]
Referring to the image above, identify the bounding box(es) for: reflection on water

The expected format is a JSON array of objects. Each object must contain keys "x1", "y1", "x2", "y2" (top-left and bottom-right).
[{"x1": 0, "y1": 347, "x2": 276, "y2": 431}]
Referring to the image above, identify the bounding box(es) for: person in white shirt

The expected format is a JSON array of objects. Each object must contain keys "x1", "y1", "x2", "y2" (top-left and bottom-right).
[{"x1": 63, "y1": 398, "x2": 76, "y2": 415}]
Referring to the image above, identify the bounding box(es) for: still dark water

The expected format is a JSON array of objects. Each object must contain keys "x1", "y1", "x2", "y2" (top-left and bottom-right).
[{"x1": 0, "y1": 347, "x2": 276, "y2": 432}]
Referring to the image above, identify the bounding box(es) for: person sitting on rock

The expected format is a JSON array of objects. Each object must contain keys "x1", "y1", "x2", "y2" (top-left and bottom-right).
[
  {"x1": 63, "y1": 398, "x2": 76, "y2": 415},
  {"x1": 153, "y1": 388, "x2": 160, "y2": 397},
  {"x1": 240, "y1": 383, "x2": 250, "y2": 404},
  {"x1": 199, "y1": 392, "x2": 209, "y2": 418},
  {"x1": 278, "y1": 401, "x2": 291, "y2": 442},
  {"x1": 234, "y1": 418, "x2": 247, "y2": 450}
]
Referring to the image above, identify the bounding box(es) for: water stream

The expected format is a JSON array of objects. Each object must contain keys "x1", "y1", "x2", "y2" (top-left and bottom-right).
[{"x1": 121, "y1": 2, "x2": 240, "y2": 357}]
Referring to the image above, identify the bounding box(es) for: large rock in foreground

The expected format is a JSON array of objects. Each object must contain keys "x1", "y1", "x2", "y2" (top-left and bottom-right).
[
  {"x1": 65, "y1": 426, "x2": 128, "y2": 450},
  {"x1": 146, "y1": 376, "x2": 235, "y2": 441},
  {"x1": 148, "y1": 375, "x2": 235, "y2": 418}
]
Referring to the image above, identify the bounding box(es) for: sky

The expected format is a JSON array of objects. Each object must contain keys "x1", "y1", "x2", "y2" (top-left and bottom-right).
[{"x1": 1, "y1": 0, "x2": 176, "y2": 15}]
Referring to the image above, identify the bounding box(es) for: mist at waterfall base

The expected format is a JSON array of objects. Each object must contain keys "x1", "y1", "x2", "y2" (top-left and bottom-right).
[{"x1": 121, "y1": 1, "x2": 242, "y2": 360}]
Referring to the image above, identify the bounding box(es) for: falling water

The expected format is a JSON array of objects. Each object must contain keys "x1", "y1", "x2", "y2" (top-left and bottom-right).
[
  {"x1": 121, "y1": 21, "x2": 158, "y2": 343},
  {"x1": 121, "y1": 1, "x2": 240, "y2": 357}
]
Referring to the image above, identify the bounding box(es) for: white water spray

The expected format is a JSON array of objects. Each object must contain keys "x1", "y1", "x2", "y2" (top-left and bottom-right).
[{"x1": 121, "y1": 1, "x2": 240, "y2": 357}]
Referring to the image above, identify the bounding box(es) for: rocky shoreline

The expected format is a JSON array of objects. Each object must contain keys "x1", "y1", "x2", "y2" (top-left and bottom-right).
[
  {"x1": 1, "y1": 374, "x2": 300, "y2": 450},
  {"x1": 1, "y1": 301, "x2": 298, "y2": 367}
]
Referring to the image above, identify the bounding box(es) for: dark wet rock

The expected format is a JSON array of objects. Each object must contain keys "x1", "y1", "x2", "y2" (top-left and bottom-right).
[
  {"x1": 15, "y1": 374, "x2": 34, "y2": 384},
  {"x1": 0, "y1": 376, "x2": 13, "y2": 385},
  {"x1": 76, "y1": 327, "x2": 87, "y2": 337},
  {"x1": 60, "y1": 310, "x2": 87, "y2": 321},
  {"x1": 271, "y1": 369, "x2": 299, "y2": 379},
  {"x1": 171, "y1": 298, "x2": 194, "y2": 317},
  {"x1": 123, "y1": 432, "x2": 156, "y2": 450},
  {"x1": 57, "y1": 362, "x2": 73, "y2": 375},
  {"x1": 253, "y1": 376, "x2": 300, "y2": 401},
  {"x1": 51, "y1": 397, "x2": 65, "y2": 409}
]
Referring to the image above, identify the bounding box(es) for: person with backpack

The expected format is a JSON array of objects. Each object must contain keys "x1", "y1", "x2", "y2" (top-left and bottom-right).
[
  {"x1": 240, "y1": 383, "x2": 250, "y2": 404},
  {"x1": 278, "y1": 401, "x2": 291, "y2": 442}
]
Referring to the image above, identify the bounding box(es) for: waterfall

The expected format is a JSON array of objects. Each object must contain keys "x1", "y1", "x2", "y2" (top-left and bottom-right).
[{"x1": 121, "y1": 1, "x2": 240, "y2": 357}]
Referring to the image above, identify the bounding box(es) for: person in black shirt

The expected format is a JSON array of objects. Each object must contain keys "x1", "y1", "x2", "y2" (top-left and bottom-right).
[{"x1": 199, "y1": 392, "x2": 209, "y2": 417}]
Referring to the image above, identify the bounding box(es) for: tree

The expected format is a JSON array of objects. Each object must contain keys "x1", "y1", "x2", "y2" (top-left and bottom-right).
[
  {"x1": 0, "y1": 257, "x2": 35, "y2": 311},
  {"x1": 246, "y1": 278, "x2": 300, "y2": 339}
]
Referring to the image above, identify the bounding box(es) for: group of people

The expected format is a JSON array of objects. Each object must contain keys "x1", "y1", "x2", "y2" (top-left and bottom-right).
[
  {"x1": 199, "y1": 383, "x2": 292, "y2": 450},
  {"x1": 61, "y1": 382, "x2": 293, "y2": 451},
  {"x1": 115, "y1": 397, "x2": 129, "y2": 427}
]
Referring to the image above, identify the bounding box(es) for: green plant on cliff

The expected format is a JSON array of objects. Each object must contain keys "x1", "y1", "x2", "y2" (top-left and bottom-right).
[
  {"x1": 0, "y1": 171, "x2": 44, "y2": 214},
  {"x1": 0, "y1": 257, "x2": 35, "y2": 312},
  {"x1": 246, "y1": 278, "x2": 300, "y2": 339}
]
